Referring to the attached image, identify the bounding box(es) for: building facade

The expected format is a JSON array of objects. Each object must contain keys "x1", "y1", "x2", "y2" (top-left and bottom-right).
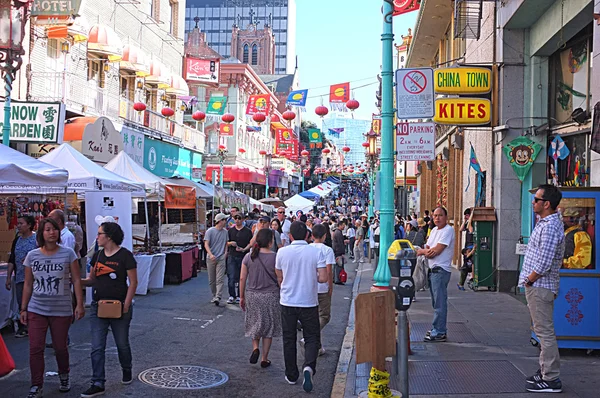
[
  {"x1": 320, "y1": 112, "x2": 370, "y2": 166},
  {"x1": 185, "y1": 0, "x2": 297, "y2": 74}
]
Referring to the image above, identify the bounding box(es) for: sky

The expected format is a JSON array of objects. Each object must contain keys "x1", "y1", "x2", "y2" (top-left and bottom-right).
[{"x1": 295, "y1": 1, "x2": 418, "y2": 124}]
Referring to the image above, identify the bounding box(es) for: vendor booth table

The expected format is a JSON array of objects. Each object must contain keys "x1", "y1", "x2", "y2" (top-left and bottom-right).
[
  {"x1": 135, "y1": 253, "x2": 166, "y2": 295},
  {"x1": 164, "y1": 247, "x2": 198, "y2": 284}
]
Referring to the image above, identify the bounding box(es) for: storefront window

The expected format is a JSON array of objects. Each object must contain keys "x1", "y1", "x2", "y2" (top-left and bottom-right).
[
  {"x1": 546, "y1": 133, "x2": 590, "y2": 187},
  {"x1": 558, "y1": 198, "x2": 595, "y2": 270}
]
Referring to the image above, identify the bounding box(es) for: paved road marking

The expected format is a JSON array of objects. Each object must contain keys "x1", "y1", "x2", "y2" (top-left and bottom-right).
[{"x1": 173, "y1": 315, "x2": 223, "y2": 329}]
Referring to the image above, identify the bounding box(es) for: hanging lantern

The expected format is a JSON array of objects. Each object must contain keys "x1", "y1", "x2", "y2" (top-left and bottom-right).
[
  {"x1": 315, "y1": 105, "x2": 329, "y2": 118},
  {"x1": 238, "y1": 148, "x2": 246, "y2": 154},
  {"x1": 252, "y1": 113, "x2": 266, "y2": 124},
  {"x1": 301, "y1": 150, "x2": 310, "y2": 157},
  {"x1": 282, "y1": 110, "x2": 296, "y2": 121},
  {"x1": 359, "y1": 168, "x2": 365, "y2": 173},
  {"x1": 192, "y1": 111, "x2": 206, "y2": 121},
  {"x1": 342, "y1": 146, "x2": 351, "y2": 153},
  {"x1": 280, "y1": 167, "x2": 286, "y2": 171},
  {"x1": 222, "y1": 113, "x2": 235, "y2": 124},
  {"x1": 271, "y1": 114, "x2": 280, "y2": 122},
  {"x1": 218, "y1": 144, "x2": 227, "y2": 151},
  {"x1": 133, "y1": 102, "x2": 146, "y2": 112},
  {"x1": 322, "y1": 148, "x2": 330, "y2": 154},
  {"x1": 161, "y1": 107, "x2": 174, "y2": 117},
  {"x1": 259, "y1": 150, "x2": 267, "y2": 156},
  {"x1": 346, "y1": 99, "x2": 360, "y2": 111},
  {"x1": 362, "y1": 142, "x2": 370, "y2": 148}
]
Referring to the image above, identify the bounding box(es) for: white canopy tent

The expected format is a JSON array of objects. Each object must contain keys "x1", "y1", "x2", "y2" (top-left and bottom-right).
[
  {"x1": 39, "y1": 144, "x2": 145, "y2": 196},
  {"x1": 284, "y1": 194, "x2": 314, "y2": 215},
  {"x1": 246, "y1": 195, "x2": 275, "y2": 213},
  {"x1": 0, "y1": 144, "x2": 69, "y2": 193},
  {"x1": 305, "y1": 180, "x2": 339, "y2": 198}
]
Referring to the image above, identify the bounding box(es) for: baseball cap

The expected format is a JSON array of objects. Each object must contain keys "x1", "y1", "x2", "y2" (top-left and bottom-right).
[
  {"x1": 215, "y1": 213, "x2": 228, "y2": 222},
  {"x1": 259, "y1": 216, "x2": 271, "y2": 223}
]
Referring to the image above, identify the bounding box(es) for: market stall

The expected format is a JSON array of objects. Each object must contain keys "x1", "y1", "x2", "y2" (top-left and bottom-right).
[{"x1": 284, "y1": 194, "x2": 315, "y2": 215}]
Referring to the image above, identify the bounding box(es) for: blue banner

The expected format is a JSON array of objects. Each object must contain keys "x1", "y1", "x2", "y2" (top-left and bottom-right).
[
  {"x1": 143, "y1": 137, "x2": 202, "y2": 179},
  {"x1": 286, "y1": 89, "x2": 308, "y2": 107}
]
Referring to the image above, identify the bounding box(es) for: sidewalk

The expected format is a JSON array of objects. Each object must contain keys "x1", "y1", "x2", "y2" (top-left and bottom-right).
[{"x1": 333, "y1": 259, "x2": 600, "y2": 398}]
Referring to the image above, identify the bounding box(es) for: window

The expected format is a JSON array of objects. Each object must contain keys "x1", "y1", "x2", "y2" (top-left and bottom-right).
[
  {"x1": 243, "y1": 44, "x2": 249, "y2": 63},
  {"x1": 252, "y1": 44, "x2": 258, "y2": 65},
  {"x1": 557, "y1": 198, "x2": 595, "y2": 269},
  {"x1": 47, "y1": 39, "x2": 59, "y2": 59},
  {"x1": 151, "y1": 0, "x2": 160, "y2": 22},
  {"x1": 88, "y1": 60, "x2": 101, "y2": 82},
  {"x1": 120, "y1": 76, "x2": 130, "y2": 98},
  {"x1": 169, "y1": 0, "x2": 179, "y2": 37}
]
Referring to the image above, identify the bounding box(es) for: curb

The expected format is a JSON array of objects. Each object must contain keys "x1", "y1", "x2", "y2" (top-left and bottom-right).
[{"x1": 331, "y1": 260, "x2": 365, "y2": 398}]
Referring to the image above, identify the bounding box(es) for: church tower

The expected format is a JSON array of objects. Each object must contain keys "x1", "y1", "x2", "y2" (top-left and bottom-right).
[{"x1": 231, "y1": 10, "x2": 276, "y2": 75}]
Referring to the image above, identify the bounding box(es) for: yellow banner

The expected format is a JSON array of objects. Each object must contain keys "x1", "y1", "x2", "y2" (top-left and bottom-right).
[
  {"x1": 434, "y1": 98, "x2": 491, "y2": 125},
  {"x1": 434, "y1": 67, "x2": 491, "y2": 95}
]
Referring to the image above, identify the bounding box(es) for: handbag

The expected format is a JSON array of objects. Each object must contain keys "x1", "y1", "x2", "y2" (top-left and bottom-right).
[
  {"x1": 0, "y1": 335, "x2": 16, "y2": 377},
  {"x1": 97, "y1": 300, "x2": 122, "y2": 319},
  {"x1": 339, "y1": 268, "x2": 348, "y2": 283}
]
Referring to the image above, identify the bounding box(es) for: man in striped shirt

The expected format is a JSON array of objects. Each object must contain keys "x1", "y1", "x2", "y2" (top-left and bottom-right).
[{"x1": 520, "y1": 184, "x2": 565, "y2": 393}]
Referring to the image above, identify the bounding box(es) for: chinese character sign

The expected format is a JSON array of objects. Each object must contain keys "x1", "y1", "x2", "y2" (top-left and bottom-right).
[
  {"x1": 0, "y1": 102, "x2": 65, "y2": 144},
  {"x1": 308, "y1": 128, "x2": 322, "y2": 149}
]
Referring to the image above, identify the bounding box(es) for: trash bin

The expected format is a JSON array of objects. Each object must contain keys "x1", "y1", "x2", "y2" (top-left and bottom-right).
[{"x1": 387, "y1": 239, "x2": 416, "y2": 278}]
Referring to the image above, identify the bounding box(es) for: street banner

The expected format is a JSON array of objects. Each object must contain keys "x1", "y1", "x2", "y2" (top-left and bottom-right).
[
  {"x1": 308, "y1": 128, "x2": 322, "y2": 149},
  {"x1": 328, "y1": 128, "x2": 343, "y2": 137},
  {"x1": 0, "y1": 101, "x2": 65, "y2": 144},
  {"x1": 246, "y1": 94, "x2": 271, "y2": 115},
  {"x1": 164, "y1": 185, "x2": 196, "y2": 209},
  {"x1": 286, "y1": 89, "x2": 308, "y2": 107},
  {"x1": 393, "y1": 0, "x2": 420, "y2": 16},
  {"x1": 275, "y1": 128, "x2": 294, "y2": 156},
  {"x1": 396, "y1": 122, "x2": 435, "y2": 161},
  {"x1": 329, "y1": 82, "x2": 350, "y2": 110},
  {"x1": 372, "y1": 115, "x2": 382, "y2": 134},
  {"x1": 219, "y1": 123, "x2": 234, "y2": 136},
  {"x1": 184, "y1": 57, "x2": 219, "y2": 84},
  {"x1": 503, "y1": 137, "x2": 542, "y2": 182},
  {"x1": 465, "y1": 143, "x2": 485, "y2": 207},
  {"x1": 206, "y1": 96, "x2": 227, "y2": 115}
]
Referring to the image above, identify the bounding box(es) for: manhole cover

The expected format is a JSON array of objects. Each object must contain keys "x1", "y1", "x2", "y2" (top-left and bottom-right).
[{"x1": 138, "y1": 365, "x2": 228, "y2": 390}]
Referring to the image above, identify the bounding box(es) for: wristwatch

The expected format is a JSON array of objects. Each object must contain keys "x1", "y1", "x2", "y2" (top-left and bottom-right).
[{"x1": 524, "y1": 278, "x2": 534, "y2": 287}]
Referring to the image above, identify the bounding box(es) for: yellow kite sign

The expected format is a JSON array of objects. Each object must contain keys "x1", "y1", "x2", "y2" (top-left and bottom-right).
[{"x1": 434, "y1": 67, "x2": 491, "y2": 95}]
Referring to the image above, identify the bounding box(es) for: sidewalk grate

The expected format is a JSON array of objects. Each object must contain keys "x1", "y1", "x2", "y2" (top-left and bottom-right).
[
  {"x1": 409, "y1": 360, "x2": 525, "y2": 395},
  {"x1": 410, "y1": 322, "x2": 480, "y2": 343}
]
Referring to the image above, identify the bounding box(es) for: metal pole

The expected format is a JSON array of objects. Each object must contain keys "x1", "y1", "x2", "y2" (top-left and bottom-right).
[
  {"x1": 219, "y1": 154, "x2": 224, "y2": 188},
  {"x1": 398, "y1": 310, "x2": 409, "y2": 398},
  {"x1": 373, "y1": 0, "x2": 394, "y2": 287},
  {"x1": 3, "y1": 73, "x2": 12, "y2": 146},
  {"x1": 368, "y1": 168, "x2": 375, "y2": 218}
]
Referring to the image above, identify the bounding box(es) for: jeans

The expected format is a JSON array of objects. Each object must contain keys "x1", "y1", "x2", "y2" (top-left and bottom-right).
[
  {"x1": 207, "y1": 255, "x2": 226, "y2": 300},
  {"x1": 428, "y1": 268, "x2": 451, "y2": 336},
  {"x1": 281, "y1": 305, "x2": 321, "y2": 381},
  {"x1": 90, "y1": 302, "x2": 133, "y2": 387},
  {"x1": 348, "y1": 238, "x2": 355, "y2": 257},
  {"x1": 28, "y1": 312, "x2": 72, "y2": 387},
  {"x1": 226, "y1": 255, "x2": 243, "y2": 298},
  {"x1": 526, "y1": 286, "x2": 560, "y2": 381}
]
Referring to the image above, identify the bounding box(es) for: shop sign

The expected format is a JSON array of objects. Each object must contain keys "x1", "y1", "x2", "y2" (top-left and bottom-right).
[
  {"x1": 81, "y1": 117, "x2": 124, "y2": 164},
  {"x1": 434, "y1": 67, "x2": 491, "y2": 95},
  {"x1": 184, "y1": 57, "x2": 219, "y2": 84},
  {"x1": 143, "y1": 137, "x2": 202, "y2": 179},
  {"x1": 31, "y1": 0, "x2": 82, "y2": 17},
  {"x1": 0, "y1": 101, "x2": 65, "y2": 144},
  {"x1": 164, "y1": 185, "x2": 196, "y2": 209},
  {"x1": 433, "y1": 98, "x2": 491, "y2": 125},
  {"x1": 27, "y1": 143, "x2": 57, "y2": 159},
  {"x1": 396, "y1": 122, "x2": 435, "y2": 161},
  {"x1": 192, "y1": 167, "x2": 202, "y2": 179},
  {"x1": 119, "y1": 126, "x2": 145, "y2": 166}
]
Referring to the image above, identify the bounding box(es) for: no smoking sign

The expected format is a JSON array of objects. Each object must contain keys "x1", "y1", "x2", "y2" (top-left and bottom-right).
[
  {"x1": 403, "y1": 71, "x2": 426, "y2": 94},
  {"x1": 396, "y1": 68, "x2": 435, "y2": 119}
]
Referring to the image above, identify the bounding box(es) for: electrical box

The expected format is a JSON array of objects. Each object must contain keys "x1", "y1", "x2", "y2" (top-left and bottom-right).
[{"x1": 471, "y1": 207, "x2": 496, "y2": 291}]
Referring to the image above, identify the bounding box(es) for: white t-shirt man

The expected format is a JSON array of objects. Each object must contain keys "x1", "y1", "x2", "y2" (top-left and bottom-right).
[
  {"x1": 425, "y1": 224, "x2": 455, "y2": 273},
  {"x1": 311, "y1": 242, "x2": 336, "y2": 294},
  {"x1": 280, "y1": 218, "x2": 292, "y2": 246},
  {"x1": 60, "y1": 227, "x2": 76, "y2": 252},
  {"x1": 276, "y1": 240, "x2": 326, "y2": 307}
]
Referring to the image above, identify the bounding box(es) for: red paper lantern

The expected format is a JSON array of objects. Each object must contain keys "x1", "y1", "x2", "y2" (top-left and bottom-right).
[
  {"x1": 218, "y1": 145, "x2": 227, "y2": 151},
  {"x1": 271, "y1": 114, "x2": 280, "y2": 122},
  {"x1": 282, "y1": 110, "x2": 296, "y2": 121},
  {"x1": 252, "y1": 113, "x2": 266, "y2": 124},
  {"x1": 346, "y1": 99, "x2": 360, "y2": 111},
  {"x1": 322, "y1": 148, "x2": 330, "y2": 154},
  {"x1": 259, "y1": 150, "x2": 267, "y2": 156},
  {"x1": 192, "y1": 111, "x2": 206, "y2": 121},
  {"x1": 280, "y1": 167, "x2": 285, "y2": 171},
  {"x1": 362, "y1": 142, "x2": 370, "y2": 148},
  {"x1": 238, "y1": 148, "x2": 246, "y2": 154},
  {"x1": 301, "y1": 150, "x2": 309, "y2": 157},
  {"x1": 359, "y1": 168, "x2": 365, "y2": 173},
  {"x1": 133, "y1": 102, "x2": 146, "y2": 112},
  {"x1": 161, "y1": 107, "x2": 174, "y2": 117},
  {"x1": 315, "y1": 105, "x2": 329, "y2": 118},
  {"x1": 342, "y1": 146, "x2": 351, "y2": 153},
  {"x1": 222, "y1": 113, "x2": 235, "y2": 123}
]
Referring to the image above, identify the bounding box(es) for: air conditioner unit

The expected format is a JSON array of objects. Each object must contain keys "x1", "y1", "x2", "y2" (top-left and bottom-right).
[{"x1": 451, "y1": 134, "x2": 464, "y2": 150}]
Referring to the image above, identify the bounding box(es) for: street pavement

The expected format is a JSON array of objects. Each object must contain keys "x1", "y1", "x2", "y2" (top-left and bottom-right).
[
  {"x1": 0, "y1": 255, "x2": 357, "y2": 398},
  {"x1": 338, "y1": 259, "x2": 600, "y2": 398}
]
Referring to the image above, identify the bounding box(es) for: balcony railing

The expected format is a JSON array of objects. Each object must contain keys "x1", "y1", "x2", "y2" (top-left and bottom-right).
[{"x1": 29, "y1": 71, "x2": 205, "y2": 153}]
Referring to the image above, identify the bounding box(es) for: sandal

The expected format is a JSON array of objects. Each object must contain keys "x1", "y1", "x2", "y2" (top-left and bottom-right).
[
  {"x1": 260, "y1": 360, "x2": 271, "y2": 368},
  {"x1": 249, "y1": 349, "x2": 260, "y2": 364}
]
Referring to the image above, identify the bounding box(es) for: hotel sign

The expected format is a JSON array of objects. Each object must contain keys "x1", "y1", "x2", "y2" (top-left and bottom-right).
[
  {"x1": 31, "y1": 0, "x2": 82, "y2": 16},
  {"x1": 434, "y1": 67, "x2": 491, "y2": 95}
]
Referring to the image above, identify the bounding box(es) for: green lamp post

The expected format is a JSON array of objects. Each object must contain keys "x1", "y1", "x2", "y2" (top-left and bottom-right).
[{"x1": 373, "y1": 0, "x2": 395, "y2": 287}]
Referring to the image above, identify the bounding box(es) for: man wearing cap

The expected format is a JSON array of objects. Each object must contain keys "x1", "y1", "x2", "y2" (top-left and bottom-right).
[{"x1": 204, "y1": 213, "x2": 229, "y2": 305}]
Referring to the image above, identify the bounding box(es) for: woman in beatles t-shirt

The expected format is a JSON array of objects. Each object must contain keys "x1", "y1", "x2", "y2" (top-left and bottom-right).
[{"x1": 81, "y1": 222, "x2": 137, "y2": 397}]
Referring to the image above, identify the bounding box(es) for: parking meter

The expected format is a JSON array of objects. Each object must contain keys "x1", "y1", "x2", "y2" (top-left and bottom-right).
[{"x1": 392, "y1": 248, "x2": 416, "y2": 311}]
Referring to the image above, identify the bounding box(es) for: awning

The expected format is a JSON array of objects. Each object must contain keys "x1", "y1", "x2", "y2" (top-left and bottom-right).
[
  {"x1": 47, "y1": 15, "x2": 90, "y2": 43},
  {"x1": 121, "y1": 44, "x2": 150, "y2": 77},
  {"x1": 146, "y1": 59, "x2": 170, "y2": 88},
  {"x1": 167, "y1": 74, "x2": 190, "y2": 96},
  {"x1": 88, "y1": 24, "x2": 123, "y2": 62},
  {"x1": 205, "y1": 165, "x2": 266, "y2": 185},
  {"x1": 63, "y1": 116, "x2": 97, "y2": 141}
]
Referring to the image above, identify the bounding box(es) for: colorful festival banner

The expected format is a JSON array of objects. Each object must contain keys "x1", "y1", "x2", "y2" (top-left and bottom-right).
[
  {"x1": 246, "y1": 94, "x2": 271, "y2": 115},
  {"x1": 308, "y1": 128, "x2": 322, "y2": 149},
  {"x1": 206, "y1": 96, "x2": 227, "y2": 115},
  {"x1": 328, "y1": 128, "x2": 344, "y2": 137},
  {"x1": 371, "y1": 115, "x2": 382, "y2": 135},
  {"x1": 503, "y1": 137, "x2": 542, "y2": 182},
  {"x1": 219, "y1": 123, "x2": 234, "y2": 136},
  {"x1": 465, "y1": 143, "x2": 485, "y2": 207},
  {"x1": 164, "y1": 185, "x2": 196, "y2": 209},
  {"x1": 329, "y1": 82, "x2": 350, "y2": 110},
  {"x1": 286, "y1": 89, "x2": 308, "y2": 107},
  {"x1": 275, "y1": 128, "x2": 294, "y2": 156},
  {"x1": 393, "y1": 0, "x2": 420, "y2": 16}
]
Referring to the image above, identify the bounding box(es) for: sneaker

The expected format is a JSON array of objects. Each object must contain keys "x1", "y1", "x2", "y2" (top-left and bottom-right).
[
  {"x1": 457, "y1": 283, "x2": 465, "y2": 291},
  {"x1": 425, "y1": 329, "x2": 432, "y2": 337},
  {"x1": 235, "y1": 297, "x2": 241, "y2": 304},
  {"x1": 299, "y1": 338, "x2": 305, "y2": 348},
  {"x1": 15, "y1": 329, "x2": 28, "y2": 338},
  {"x1": 302, "y1": 366, "x2": 314, "y2": 392},
  {"x1": 122, "y1": 369, "x2": 133, "y2": 385},
  {"x1": 526, "y1": 378, "x2": 562, "y2": 393},
  {"x1": 210, "y1": 297, "x2": 219, "y2": 303},
  {"x1": 81, "y1": 384, "x2": 105, "y2": 397},
  {"x1": 318, "y1": 347, "x2": 326, "y2": 356},
  {"x1": 526, "y1": 369, "x2": 543, "y2": 384},
  {"x1": 27, "y1": 386, "x2": 43, "y2": 398},
  {"x1": 59, "y1": 373, "x2": 70, "y2": 392},
  {"x1": 424, "y1": 333, "x2": 447, "y2": 342},
  {"x1": 285, "y1": 375, "x2": 297, "y2": 385},
  {"x1": 226, "y1": 296, "x2": 235, "y2": 304}
]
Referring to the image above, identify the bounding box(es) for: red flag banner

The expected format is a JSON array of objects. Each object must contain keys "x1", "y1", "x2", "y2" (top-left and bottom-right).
[
  {"x1": 329, "y1": 82, "x2": 350, "y2": 104},
  {"x1": 275, "y1": 128, "x2": 294, "y2": 156},
  {"x1": 246, "y1": 94, "x2": 271, "y2": 115},
  {"x1": 219, "y1": 123, "x2": 234, "y2": 136},
  {"x1": 393, "y1": 0, "x2": 420, "y2": 16}
]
